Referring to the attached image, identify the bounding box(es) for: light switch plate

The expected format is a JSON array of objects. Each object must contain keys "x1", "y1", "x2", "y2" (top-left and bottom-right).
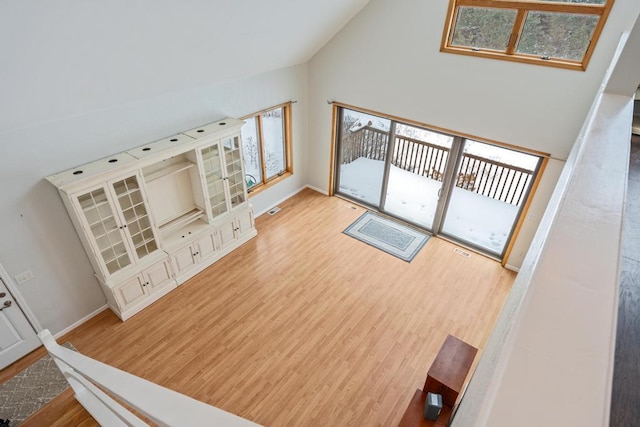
[{"x1": 14, "y1": 270, "x2": 34, "y2": 284}]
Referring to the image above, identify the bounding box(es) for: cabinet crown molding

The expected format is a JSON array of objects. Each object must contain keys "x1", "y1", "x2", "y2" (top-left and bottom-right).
[{"x1": 46, "y1": 118, "x2": 245, "y2": 192}]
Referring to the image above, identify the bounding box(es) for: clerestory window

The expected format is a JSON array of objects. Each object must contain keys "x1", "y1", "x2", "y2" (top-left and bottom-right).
[{"x1": 441, "y1": 0, "x2": 615, "y2": 70}]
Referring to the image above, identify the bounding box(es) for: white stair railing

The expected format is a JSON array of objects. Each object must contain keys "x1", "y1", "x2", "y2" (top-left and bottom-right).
[{"x1": 39, "y1": 330, "x2": 260, "y2": 427}]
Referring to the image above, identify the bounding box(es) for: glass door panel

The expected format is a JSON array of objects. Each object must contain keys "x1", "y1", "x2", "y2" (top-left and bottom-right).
[
  {"x1": 201, "y1": 143, "x2": 228, "y2": 219},
  {"x1": 336, "y1": 109, "x2": 391, "y2": 207},
  {"x1": 112, "y1": 175, "x2": 158, "y2": 260},
  {"x1": 383, "y1": 124, "x2": 453, "y2": 230},
  {"x1": 222, "y1": 136, "x2": 246, "y2": 208},
  {"x1": 77, "y1": 187, "x2": 132, "y2": 275},
  {"x1": 440, "y1": 140, "x2": 540, "y2": 256}
]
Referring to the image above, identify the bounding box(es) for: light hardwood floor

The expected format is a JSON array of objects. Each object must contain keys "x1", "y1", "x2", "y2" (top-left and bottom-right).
[{"x1": 8, "y1": 188, "x2": 516, "y2": 426}]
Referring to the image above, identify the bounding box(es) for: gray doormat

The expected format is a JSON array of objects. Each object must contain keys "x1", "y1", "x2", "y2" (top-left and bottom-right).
[
  {"x1": 0, "y1": 343, "x2": 75, "y2": 426},
  {"x1": 343, "y1": 211, "x2": 430, "y2": 262}
]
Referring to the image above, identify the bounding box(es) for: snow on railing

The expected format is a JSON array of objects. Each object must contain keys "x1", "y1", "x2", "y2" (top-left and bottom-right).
[
  {"x1": 345, "y1": 126, "x2": 534, "y2": 206},
  {"x1": 38, "y1": 330, "x2": 260, "y2": 427}
]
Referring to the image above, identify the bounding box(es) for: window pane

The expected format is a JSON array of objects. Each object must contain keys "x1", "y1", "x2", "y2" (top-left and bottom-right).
[
  {"x1": 440, "y1": 140, "x2": 540, "y2": 256},
  {"x1": 240, "y1": 117, "x2": 262, "y2": 188},
  {"x1": 451, "y1": 7, "x2": 517, "y2": 52},
  {"x1": 337, "y1": 108, "x2": 391, "y2": 206},
  {"x1": 261, "y1": 107, "x2": 286, "y2": 180},
  {"x1": 384, "y1": 124, "x2": 454, "y2": 230},
  {"x1": 516, "y1": 12, "x2": 599, "y2": 61}
]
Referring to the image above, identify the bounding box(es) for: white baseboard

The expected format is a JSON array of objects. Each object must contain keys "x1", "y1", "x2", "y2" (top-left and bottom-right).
[
  {"x1": 505, "y1": 264, "x2": 520, "y2": 272},
  {"x1": 254, "y1": 186, "x2": 309, "y2": 217},
  {"x1": 54, "y1": 304, "x2": 109, "y2": 339},
  {"x1": 253, "y1": 184, "x2": 329, "y2": 218},
  {"x1": 305, "y1": 184, "x2": 329, "y2": 195}
]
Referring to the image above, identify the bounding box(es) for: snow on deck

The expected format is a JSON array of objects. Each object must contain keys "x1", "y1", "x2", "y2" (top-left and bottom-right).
[{"x1": 339, "y1": 157, "x2": 519, "y2": 254}]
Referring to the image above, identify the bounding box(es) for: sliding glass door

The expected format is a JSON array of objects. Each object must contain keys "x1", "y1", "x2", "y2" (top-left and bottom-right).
[
  {"x1": 382, "y1": 124, "x2": 454, "y2": 230},
  {"x1": 440, "y1": 140, "x2": 541, "y2": 256},
  {"x1": 334, "y1": 106, "x2": 543, "y2": 260},
  {"x1": 336, "y1": 109, "x2": 391, "y2": 207}
]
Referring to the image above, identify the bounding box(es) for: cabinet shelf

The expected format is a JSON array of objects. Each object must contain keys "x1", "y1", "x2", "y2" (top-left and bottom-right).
[
  {"x1": 81, "y1": 199, "x2": 110, "y2": 211},
  {"x1": 144, "y1": 161, "x2": 196, "y2": 183},
  {"x1": 159, "y1": 208, "x2": 205, "y2": 236},
  {"x1": 101, "y1": 247, "x2": 129, "y2": 265},
  {"x1": 114, "y1": 188, "x2": 142, "y2": 200},
  {"x1": 134, "y1": 236, "x2": 157, "y2": 250}
]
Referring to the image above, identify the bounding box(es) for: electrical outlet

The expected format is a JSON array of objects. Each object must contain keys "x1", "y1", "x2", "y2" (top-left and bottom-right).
[{"x1": 14, "y1": 270, "x2": 34, "y2": 284}]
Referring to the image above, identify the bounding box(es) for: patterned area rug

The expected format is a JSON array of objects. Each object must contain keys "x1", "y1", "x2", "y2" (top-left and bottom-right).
[
  {"x1": 343, "y1": 211, "x2": 430, "y2": 262},
  {"x1": 0, "y1": 343, "x2": 75, "y2": 426}
]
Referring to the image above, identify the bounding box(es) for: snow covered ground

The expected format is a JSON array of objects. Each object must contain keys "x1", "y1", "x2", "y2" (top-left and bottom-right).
[
  {"x1": 240, "y1": 113, "x2": 285, "y2": 187},
  {"x1": 339, "y1": 157, "x2": 519, "y2": 255}
]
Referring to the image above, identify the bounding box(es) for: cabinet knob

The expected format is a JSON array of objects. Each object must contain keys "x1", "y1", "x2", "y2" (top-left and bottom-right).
[{"x1": 0, "y1": 292, "x2": 5, "y2": 298}]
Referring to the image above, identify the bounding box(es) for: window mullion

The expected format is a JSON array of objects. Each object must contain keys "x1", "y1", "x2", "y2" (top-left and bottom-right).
[
  {"x1": 506, "y1": 9, "x2": 528, "y2": 55},
  {"x1": 256, "y1": 115, "x2": 268, "y2": 185}
]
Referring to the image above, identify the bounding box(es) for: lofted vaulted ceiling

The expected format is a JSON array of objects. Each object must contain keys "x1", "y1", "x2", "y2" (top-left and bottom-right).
[{"x1": 0, "y1": 0, "x2": 370, "y2": 129}]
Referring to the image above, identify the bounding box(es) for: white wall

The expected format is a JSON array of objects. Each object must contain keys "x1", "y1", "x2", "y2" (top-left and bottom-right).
[
  {"x1": 0, "y1": 65, "x2": 309, "y2": 335},
  {"x1": 453, "y1": 78, "x2": 634, "y2": 427},
  {"x1": 504, "y1": 159, "x2": 564, "y2": 269},
  {"x1": 0, "y1": 0, "x2": 366, "y2": 132},
  {"x1": 307, "y1": 0, "x2": 640, "y2": 268}
]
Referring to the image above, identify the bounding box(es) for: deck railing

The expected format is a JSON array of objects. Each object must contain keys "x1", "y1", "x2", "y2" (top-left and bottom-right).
[
  {"x1": 340, "y1": 126, "x2": 389, "y2": 163},
  {"x1": 393, "y1": 135, "x2": 450, "y2": 181},
  {"x1": 341, "y1": 126, "x2": 535, "y2": 206}
]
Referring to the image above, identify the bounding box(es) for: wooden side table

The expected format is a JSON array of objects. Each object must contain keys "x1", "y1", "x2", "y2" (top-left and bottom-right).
[
  {"x1": 423, "y1": 335, "x2": 477, "y2": 407},
  {"x1": 398, "y1": 335, "x2": 477, "y2": 426}
]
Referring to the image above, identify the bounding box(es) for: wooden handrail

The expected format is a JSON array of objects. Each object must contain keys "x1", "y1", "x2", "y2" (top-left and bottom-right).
[
  {"x1": 38, "y1": 330, "x2": 260, "y2": 427},
  {"x1": 462, "y1": 152, "x2": 535, "y2": 174}
]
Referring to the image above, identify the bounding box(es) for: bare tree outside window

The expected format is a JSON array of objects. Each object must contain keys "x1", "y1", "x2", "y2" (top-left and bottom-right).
[
  {"x1": 442, "y1": 0, "x2": 613, "y2": 70},
  {"x1": 240, "y1": 104, "x2": 292, "y2": 191}
]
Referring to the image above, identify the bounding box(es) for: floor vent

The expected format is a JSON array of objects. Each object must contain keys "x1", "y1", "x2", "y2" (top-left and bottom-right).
[
  {"x1": 454, "y1": 248, "x2": 471, "y2": 258},
  {"x1": 267, "y1": 207, "x2": 281, "y2": 215},
  {"x1": 344, "y1": 204, "x2": 358, "y2": 210}
]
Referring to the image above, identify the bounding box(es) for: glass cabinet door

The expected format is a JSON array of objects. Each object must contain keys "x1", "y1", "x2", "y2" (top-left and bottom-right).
[
  {"x1": 222, "y1": 136, "x2": 246, "y2": 208},
  {"x1": 77, "y1": 187, "x2": 132, "y2": 275},
  {"x1": 201, "y1": 143, "x2": 229, "y2": 219},
  {"x1": 112, "y1": 175, "x2": 159, "y2": 261}
]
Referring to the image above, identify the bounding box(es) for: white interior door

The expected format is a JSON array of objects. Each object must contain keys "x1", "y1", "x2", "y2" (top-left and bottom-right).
[{"x1": 0, "y1": 275, "x2": 40, "y2": 369}]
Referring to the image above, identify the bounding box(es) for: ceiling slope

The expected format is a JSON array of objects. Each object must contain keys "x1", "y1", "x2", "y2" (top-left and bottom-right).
[{"x1": 0, "y1": 0, "x2": 370, "y2": 130}]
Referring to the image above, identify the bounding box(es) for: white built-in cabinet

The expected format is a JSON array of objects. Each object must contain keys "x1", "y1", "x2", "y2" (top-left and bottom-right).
[{"x1": 47, "y1": 118, "x2": 257, "y2": 321}]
